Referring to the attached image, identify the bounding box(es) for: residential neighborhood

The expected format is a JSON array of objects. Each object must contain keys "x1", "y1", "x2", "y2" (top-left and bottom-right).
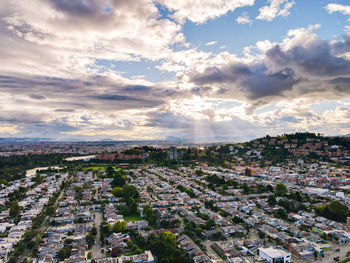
[{"x1": 0, "y1": 133, "x2": 349, "y2": 263}]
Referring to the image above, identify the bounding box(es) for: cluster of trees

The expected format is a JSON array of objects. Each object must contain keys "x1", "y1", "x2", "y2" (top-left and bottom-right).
[
  {"x1": 316, "y1": 201, "x2": 350, "y2": 222},
  {"x1": 176, "y1": 185, "x2": 197, "y2": 198},
  {"x1": 275, "y1": 183, "x2": 288, "y2": 196},
  {"x1": 74, "y1": 186, "x2": 83, "y2": 201},
  {"x1": 261, "y1": 146, "x2": 291, "y2": 165},
  {"x1": 112, "y1": 184, "x2": 139, "y2": 216},
  {"x1": 0, "y1": 153, "x2": 70, "y2": 184},
  {"x1": 143, "y1": 205, "x2": 156, "y2": 226},
  {"x1": 268, "y1": 185, "x2": 309, "y2": 214},
  {"x1": 108, "y1": 167, "x2": 126, "y2": 188},
  {"x1": 57, "y1": 238, "x2": 73, "y2": 261},
  {"x1": 148, "y1": 232, "x2": 192, "y2": 263}
]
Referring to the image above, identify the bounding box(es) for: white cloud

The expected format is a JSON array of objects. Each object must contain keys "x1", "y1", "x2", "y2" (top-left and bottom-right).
[
  {"x1": 205, "y1": 41, "x2": 218, "y2": 46},
  {"x1": 236, "y1": 12, "x2": 252, "y2": 24},
  {"x1": 0, "y1": 0, "x2": 186, "y2": 79},
  {"x1": 0, "y1": 125, "x2": 19, "y2": 135},
  {"x1": 155, "y1": 0, "x2": 255, "y2": 24},
  {"x1": 256, "y1": 0, "x2": 295, "y2": 21},
  {"x1": 325, "y1": 3, "x2": 350, "y2": 15}
]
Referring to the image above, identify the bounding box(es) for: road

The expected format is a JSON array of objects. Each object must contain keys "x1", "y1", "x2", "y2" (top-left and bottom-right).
[
  {"x1": 317, "y1": 243, "x2": 350, "y2": 263},
  {"x1": 91, "y1": 186, "x2": 104, "y2": 260},
  {"x1": 91, "y1": 212, "x2": 104, "y2": 259}
]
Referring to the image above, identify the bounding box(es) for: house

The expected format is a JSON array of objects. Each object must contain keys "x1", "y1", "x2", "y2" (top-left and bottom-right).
[{"x1": 258, "y1": 247, "x2": 291, "y2": 263}]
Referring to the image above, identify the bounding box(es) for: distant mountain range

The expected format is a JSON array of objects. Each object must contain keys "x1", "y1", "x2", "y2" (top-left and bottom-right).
[
  {"x1": 0, "y1": 132, "x2": 349, "y2": 143},
  {"x1": 0, "y1": 138, "x2": 51, "y2": 142}
]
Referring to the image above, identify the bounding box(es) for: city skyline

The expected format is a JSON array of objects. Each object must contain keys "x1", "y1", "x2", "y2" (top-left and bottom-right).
[{"x1": 1, "y1": 0, "x2": 350, "y2": 142}]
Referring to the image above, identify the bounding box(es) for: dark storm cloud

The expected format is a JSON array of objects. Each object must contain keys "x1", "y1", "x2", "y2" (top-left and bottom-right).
[
  {"x1": 331, "y1": 34, "x2": 350, "y2": 55},
  {"x1": 122, "y1": 85, "x2": 151, "y2": 92},
  {"x1": 50, "y1": 0, "x2": 106, "y2": 16},
  {"x1": 189, "y1": 34, "x2": 350, "y2": 104},
  {"x1": 191, "y1": 64, "x2": 252, "y2": 84},
  {"x1": 0, "y1": 74, "x2": 171, "y2": 111},
  {"x1": 0, "y1": 111, "x2": 47, "y2": 124},
  {"x1": 266, "y1": 41, "x2": 350, "y2": 77},
  {"x1": 54, "y1": 109, "x2": 76, "y2": 112},
  {"x1": 191, "y1": 63, "x2": 298, "y2": 100},
  {"x1": 29, "y1": 94, "x2": 46, "y2": 100}
]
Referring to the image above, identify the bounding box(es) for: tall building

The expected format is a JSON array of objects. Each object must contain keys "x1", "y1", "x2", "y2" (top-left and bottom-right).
[{"x1": 168, "y1": 147, "x2": 178, "y2": 160}]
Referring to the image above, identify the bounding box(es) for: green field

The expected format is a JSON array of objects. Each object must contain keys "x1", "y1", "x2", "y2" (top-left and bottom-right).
[
  {"x1": 84, "y1": 166, "x2": 105, "y2": 171},
  {"x1": 124, "y1": 216, "x2": 142, "y2": 222}
]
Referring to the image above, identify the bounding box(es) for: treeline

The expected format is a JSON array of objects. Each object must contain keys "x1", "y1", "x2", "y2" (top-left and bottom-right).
[
  {"x1": 316, "y1": 201, "x2": 350, "y2": 222},
  {"x1": 0, "y1": 153, "x2": 71, "y2": 184}
]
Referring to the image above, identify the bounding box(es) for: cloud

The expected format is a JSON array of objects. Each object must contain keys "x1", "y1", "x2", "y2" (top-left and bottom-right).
[
  {"x1": 257, "y1": 0, "x2": 295, "y2": 21},
  {"x1": 205, "y1": 41, "x2": 218, "y2": 46},
  {"x1": 146, "y1": 111, "x2": 263, "y2": 142},
  {"x1": 155, "y1": 0, "x2": 255, "y2": 24},
  {"x1": 236, "y1": 12, "x2": 252, "y2": 24},
  {"x1": 0, "y1": 1, "x2": 349, "y2": 140},
  {"x1": 325, "y1": 3, "x2": 350, "y2": 15},
  {"x1": 0, "y1": 125, "x2": 19, "y2": 135},
  {"x1": 0, "y1": 0, "x2": 186, "y2": 78},
  {"x1": 187, "y1": 26, "x2": 350, "y2": 109}
]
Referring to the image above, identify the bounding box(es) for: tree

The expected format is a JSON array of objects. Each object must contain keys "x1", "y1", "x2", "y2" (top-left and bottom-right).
[
  {"x1": 106, "y1": 166, "x2": 115, "y2": 177},
  {"x1": 86, "y1": 233, "x2": 95, "y2": 248},
  {"x1": 149, "y1": 232, "x2": 192, "y2": 263},
  {"x1": 316, "y1": 201, "x2": 350, "y2": 222},
  {"x1": 143, "y1": 205, "x2": 155, "y2": 225},
  {"x1": 122, "y1": 185, "x2": 139, "y2": 200},
  {"x1": 161, "y1": 232, "x2": 176, "y2": 248},
  {"x1": 91, "y1": 226, "x2": 97, "y2": 236},
  {"x1": 242, "y1": 183, "x2": 250, "y2": 195},
  {"x1": 46, "y1": 206, "x2": 56, "y2": 217},
  {"x1": 275, "y1": 183, "x2": 288, "y2": 196},
  {"x1": 267, "y1": 195, "x2": 277, "y2": 206},
  {"x1": 57, "y1": 246, "x2": 71, "y2": 261},
  {"x1": 9, "y1": 201, "x2": 21, "y2": 218},
  {"x1": 195, "y1": 170, "x2": 204, "y2": 176},
  {"x1": 111, "y1": 187, "x2": 123, "y2": 197},
  {"x1": 111, "y1": 171, "x2": 126, "y2": 188},
  {"x1": 113, "y1": 221, "x2": 127, "y2": 233},
  {"x1": 266, "y1": 184, "x2": 274, "y2": 192}
]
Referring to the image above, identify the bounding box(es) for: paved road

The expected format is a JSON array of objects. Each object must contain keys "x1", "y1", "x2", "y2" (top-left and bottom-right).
[
  {"x1": 92, "y1": 186, "x2": 104, "y2": 260},
  {"x1": 91, "y1": 212, "x2": 104, "y2": 259},
  {"x1": 318, "y1": 243, "x2": 350, "y2": 263}
]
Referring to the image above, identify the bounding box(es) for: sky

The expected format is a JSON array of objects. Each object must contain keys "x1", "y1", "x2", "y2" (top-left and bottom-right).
[{"x1": 0, "y1": 0, "x2": 350, "y2": 142}]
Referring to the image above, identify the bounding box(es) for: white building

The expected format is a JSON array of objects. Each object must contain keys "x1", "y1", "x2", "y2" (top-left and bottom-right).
[{"x1": 258, "y1": 247, "x2": 291, "y2": 263}]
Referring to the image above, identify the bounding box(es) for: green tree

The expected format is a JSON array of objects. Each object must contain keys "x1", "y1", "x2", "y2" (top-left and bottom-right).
[
  {"x1": 57, "y1": 246, "x2": 71, "y2": 261},
  {"x1": 111, "y1": 187, "x2": 123, "y2": 197},
  {"x1": 122, "y1": 185, "x2": 139, "y2": 200},
  {"x1": 86, "y1": 233, "x2": 95, "y2": 248},
  {"x1": 316, "y1": 201, "x2": 350, "y2": 222},
  {"x1": 113, "y1": 221, "x2": 127, "y2": 233},
  {"x1": 111, "y1": 172, "x2": 126, "y2": 188},
  {"x1": 9, "y1": 201, "x2": 21, "y2": 218},
  {"x1": 143, "y1": 205, "x2": 155, "y2": 225},
  {"x1": 268, "y1": 195, "x2": 277, "y2": 206},
  {"x1": 46, "y1": 206, "x2": 56, "y2": 217},
  {"x1": 275, "y1": 183, "x2": 288, "y2": 196},
  {"x1": 106, "y1": 166, "x2": 115, "y2": 177}
]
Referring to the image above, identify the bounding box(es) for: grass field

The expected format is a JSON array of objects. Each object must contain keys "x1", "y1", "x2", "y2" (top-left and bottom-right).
[
  {"x1": 124, "y1": 216, "x2": 142, "y2": 222},
  {"x1": 84, "y1": 166, "x2": 105, "y2": 171}
]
